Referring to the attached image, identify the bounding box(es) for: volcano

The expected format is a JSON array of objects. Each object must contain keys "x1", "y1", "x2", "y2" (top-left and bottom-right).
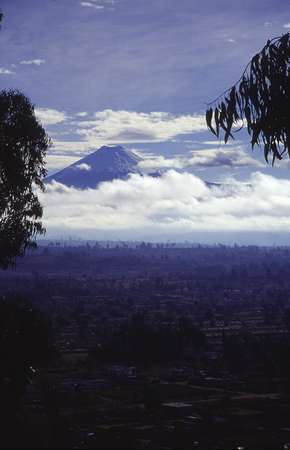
[{"x1": 45, "y1": 145, "x2": 142, "y2": 189}]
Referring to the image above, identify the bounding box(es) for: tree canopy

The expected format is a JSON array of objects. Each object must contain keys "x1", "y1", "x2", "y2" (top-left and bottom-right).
[
  {"x1": 0, "y1": 295, "x2": 52, "y2": 393},
  {"x1": 0, "y1": 90, "x2": 50, "y2": 268},
  {"x1": 0, "y1": 294, "x2": 52, "y2": 447},
  {"x1": 206, "y1": 33, "x2": 290, "y2": 164}
]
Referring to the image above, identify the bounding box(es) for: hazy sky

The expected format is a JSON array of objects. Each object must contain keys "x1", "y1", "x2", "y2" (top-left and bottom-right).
[{"x1": 2, "y1": 0, "x2": 290, "y2": 242}]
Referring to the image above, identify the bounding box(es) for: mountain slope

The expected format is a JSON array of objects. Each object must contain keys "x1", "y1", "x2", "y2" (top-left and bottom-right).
[{"x1": 46, "y1": 145, "x2": 142, "y2": 189}]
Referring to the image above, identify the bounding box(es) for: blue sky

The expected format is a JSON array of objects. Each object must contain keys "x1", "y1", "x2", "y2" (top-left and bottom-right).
[
  {"x1": 2, "y1": 0, "x2": 290, "y2": 242},
  {"x1": 1, "y1": 0, "x2": 290, "y2": 175}
]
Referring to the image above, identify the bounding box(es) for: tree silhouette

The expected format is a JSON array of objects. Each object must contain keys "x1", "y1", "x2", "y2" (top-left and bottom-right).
[
  {"x1": 0, "y1": 11, "x2": 50, "y2": 268},
  {"x1": 0, "y1": 295, "x2": 52, "y2": 447},
  {"x1": 0, "y1": 90, "x2": 50, "y2": 268},
  {"x1": 0, "y1": 295, "x2": 52, "y2": 396},
  {"x1": 206, "y1": 33, "x2": 290, "y2": 164}
]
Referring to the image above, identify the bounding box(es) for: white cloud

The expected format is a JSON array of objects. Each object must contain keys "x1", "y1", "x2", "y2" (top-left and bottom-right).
[
  {"x1": 139, "y1": 155, "x2": 184, "y2": 171},
  {"x1": 35, "y1": 108, "x2": 68, "y2": 126},
  {"x1": 138, "y1": 147, "x2": 263, "y2": 171},
  {"x1": 0, "y1": 67, "x2": 14, "y2": 75},
  {"x1": 283, "y1": 23, "x2": 290, "y2": 28},
  {"x1": 38, "y1": 109, "x2": 207, "y2": 156},
  {"x1": 75, "y1": 163, "x2": 91, "y2": 171},
  {"x1": 51, "y1": 140, "x2": 95, "y2": 154},
  {"x1": 75, "y1": 109, "x2": 207, "y2": 145},
  {"x1": 41, "y1": 171, "x2": 290, "y2": 238},
  {"x1": 46, "y1": 155, "x2": 80, "y2": 174},
  {"x1": 201, "y1": 140, "x2": 241, "y2": 145},
  {"x1": 80, "y1": 0, "x2": 115, "y2": 9},
  {"x1": 80, "y1": 2, "x2": 104, "y2": 9},
  {"x1": 20, "y1": 59, "x2": 46, "y2": 66},
  {"x1": 76, "y1": 111, "x2": 88, "y2": 117}
]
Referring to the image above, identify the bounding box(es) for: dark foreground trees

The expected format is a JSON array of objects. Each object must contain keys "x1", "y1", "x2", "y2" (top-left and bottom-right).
[
  {"x1": 0, "y1": 4, "x2": 49, "y2": 268},
  {"x1": 0, "y1": 295, "x2": 52, "y2": 447},
  {"x1": 206, "y1": 33, "x2": 290, "y2": 164},
  {"x1": 91, "y1": 315, "x2": 206, "y2": 365},
  {"x1": 0, "y1": 295, "x2": 52, "y2": 393},
  {"x1": 0, "y1": 90, "x2": 50, "y2": 268}
]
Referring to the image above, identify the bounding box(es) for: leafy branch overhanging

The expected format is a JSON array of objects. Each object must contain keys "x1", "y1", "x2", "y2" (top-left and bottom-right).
[{"x1": 206, "y1": 33, "x2": 290, "y2": 164}]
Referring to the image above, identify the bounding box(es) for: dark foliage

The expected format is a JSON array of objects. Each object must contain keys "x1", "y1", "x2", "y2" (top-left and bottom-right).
[
  {"x1": 0, "y1": 295, "x2": 52, "y2": 395},
  {"x1": 0, "y1": 295, "x2": 52, "y2": 448},
  {"x1": 95, "y1": 315, "x2": 206, "y2": 364},
  {"x1": 223, "y1": 331, "x2": 290, "y2": 375},
  {"x1": 0, "y1": 90, "x2": 50, "y2": 268},
  {"x1": 206, "y1": 33, "x2": 290, "y2": 164}
]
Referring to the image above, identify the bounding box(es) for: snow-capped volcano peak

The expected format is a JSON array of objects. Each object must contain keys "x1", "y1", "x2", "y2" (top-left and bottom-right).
[
  {"x1": 84, "y1": 145, "x2": 142, "y2": 171},
  {"x1": 46, "y1": 145, "x2": 142, "y2": 189}
]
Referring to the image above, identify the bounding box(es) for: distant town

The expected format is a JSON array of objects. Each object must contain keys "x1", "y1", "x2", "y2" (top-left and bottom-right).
[{"x1": 3, "y1": 243, "x2": 290, "y2": 449}]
